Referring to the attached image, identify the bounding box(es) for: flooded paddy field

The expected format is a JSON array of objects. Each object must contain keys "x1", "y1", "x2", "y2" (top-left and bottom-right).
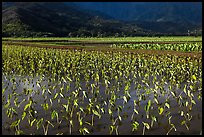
[
  {"x1": 2, "y1": 39, "x2": 202, "y2": 135},
  {"x1": 2, "y1": 74, "x2": 202, "y2": 135}
]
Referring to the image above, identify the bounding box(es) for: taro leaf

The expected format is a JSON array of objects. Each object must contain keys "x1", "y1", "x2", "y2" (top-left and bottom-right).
[
  {"x1": 158, "y1": 107, "x2": 164, "y2": 115},
  {"x1": 105, "y1": 79, "x2": 110, "y2": 86},
  {"x1": 147, "y1": 100, "x2": 151, "y2": 111},
  {"x1": 49, "y1": 98, "x2": 53, "y2": 106},
  {"x1": 110, "y1": 125, "x2": 115, "y2": 133},
  {"x1": 48, "y1": 89, "x2": 52, "y2": 95},
  {"x1": 42, "y1": 89, "x2": 46, "y2": 95},
  {"x1": 37, "y1": 83, "x2": 41, "y2": 88},
  {"x1": 82, "y1": 91, "x2": 88, "y2": 98},
  {"x1": 181, "y1": 120, "x2": 186, "y2": 125},
  {"x1": 10, "y1": 119, "x2": 20, "y2": 128},
  {"x1": 183, "y1": 85, "x2": 187, "y2": 94},
  {"x1": 123, "y1": 96, "x2": 128, "y2": 103},
  {"x1": 16, "y1": 130, "x2": 24, "y2": 135},
  {"x1": 185, "y1": 101, "x2": 188, "y2": 107},
  {"x1": 125, "y1": 84, "x2": 129, "y2": 91},
  {"x1": 4, "y1": 100, "x2": 10, "y2": 108},
  {"x1": 189, "y1": 85, "x2": 193, "y2": 90},
  {"x1": 142, "y1": 122, "x2": 150, "y2": 129},
  {"x1": 79, "y1": 119, "x2": 83, "y2": 126},
  {"x1": 54, "y1": 93, "x2": 59, "y2": 100},
  {"x1": 42, "y1": 103, "x2": 49, "y2": 111},
  {"x1": 47, "y1": 120, "x2": 54, "y2": 127},
  {"x1": 24, "y1": 103, "x2": 31, "y2": 111},
  {"x1": 118, "y1": 106, "x2": 123, "y2": 111},
  {"x1": 83, "y1": 127, "x2": 90, "y2": 134},
  {"x1": 74, "y1": 99, "x2": 78, "y2": 106},
  {"x1": 187, "y1": 90, "x2": 191, "y2": 97},
  {"x1": 80, "y1": 107, "x2": 84, "y2": 112},
  {"x1": 165, "y1": 102, "x2": 170, "y2": 109},
  {"x1": 171, "y1": 91, "x2": 176, "y2": 97},
  {"x1": 22, "y1": 112, "x2": 27, "y2": 120},
  {"x1": 30, "y1": 119, "x2": 36, "y2": 126},
  {"x1": 51, "y1": 110, "x2": 58, "y2": 120},
  {"x1": 191, "y1": 100, "x2": 196, "y2": 105},
  {"x1": 132, "y1": 121, "x2": 139, "y2": 131},
  {"x1": 152, "y1": 116, "x2": 157, "y2": 122},
  {"x1": 154, "y1": 98, "x2": 159, "y2": 104},
  {"x1": 2, "y1": 88, "x2": 5, "y2": 94},
  {"x1": 191, "y1": 75, "x2": 196, "y2": 81},
  {"x1": 181, "y1": 111, "x2": 184, "y2": 116},
  {"x1": 144, "y1": 100, "x2": 151, "y2": 112},
  {"x1": 63, "y1": 104, "x2": 68, "y2": 112},
  {"x1": 85, "y1": 122, "x2": 91, "y2": 126},
  {"x1": 101, "y1": 108, "x2": 105, "y2": 114},
  {"x1": 134, "y1": 109, "x2": 139, "y2": 114},
  {"x1": 70, "y1": 120, "x2": 73, "y2": 126},
  {"x1": 66, "y1": 76, "x2": 72, "y2": 82},
  {"x1": 108, "y1": 108, "x2": 112, "y2": 115},
  {"x1": 59, "y1": 93, "x2": 64, "y2": 98},
  {"x1": 118, "y1": 116, "x2": 122, "y2": 121},
  {"x1": 92, "y1": 110, "x2": 101, "y2": 119},
  {"x1": 96, "y1": 73, "x2": 99, "y2": 81},
  {"x1": 11, "y1": 107, "x2": 17, "y2": 115},
  {"x1": 62, "y1": 77, "x2": 67, "y2": 83}
]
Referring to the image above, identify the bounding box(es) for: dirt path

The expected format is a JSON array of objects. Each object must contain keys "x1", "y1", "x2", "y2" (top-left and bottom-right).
[{"x1": 2, "y1": 39, "x2": 202, "y2": 45}]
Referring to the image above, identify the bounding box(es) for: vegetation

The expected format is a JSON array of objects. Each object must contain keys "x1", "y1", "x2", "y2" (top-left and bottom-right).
[
  {"x1": 111, "y1": 43, "x2": 202, "y2": 52},
  {"x1": 2, "y1": 39, "x2": 202, "y2": 135},
  {"x1": 3, "y1": 3, "x2": 202, "y2": 37}
]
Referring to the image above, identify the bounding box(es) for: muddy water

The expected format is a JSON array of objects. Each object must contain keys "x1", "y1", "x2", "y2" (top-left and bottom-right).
[{"x1": 2, "y1": 75, "x2": 202, "y2": 135}]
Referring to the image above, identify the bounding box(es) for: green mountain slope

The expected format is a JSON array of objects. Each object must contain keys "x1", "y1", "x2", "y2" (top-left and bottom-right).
[
  {"x1": 2, "y1": 2, "x2": 151, "y2": 37},
  {"x1": 2, "y1": 2, "x2": 201, "y2": 37}
]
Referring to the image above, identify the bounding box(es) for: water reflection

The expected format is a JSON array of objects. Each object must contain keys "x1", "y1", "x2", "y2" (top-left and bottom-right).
[{"x1": 2, "y1": 75, "x2": 202, "y2": 135}]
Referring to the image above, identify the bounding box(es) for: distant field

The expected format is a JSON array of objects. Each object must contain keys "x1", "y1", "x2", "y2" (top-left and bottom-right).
[{"x1": 2, "y1": 37, "x2": 202, "y2": 59}]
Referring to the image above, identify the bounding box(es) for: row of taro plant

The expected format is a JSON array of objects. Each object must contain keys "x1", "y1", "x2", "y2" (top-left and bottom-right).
[
  {"x1": 2, "y1": 45, "x2": 202, "y2": 135},
  {"x1": 110, "y1": 43, "x2": 202, "y2": 52}
]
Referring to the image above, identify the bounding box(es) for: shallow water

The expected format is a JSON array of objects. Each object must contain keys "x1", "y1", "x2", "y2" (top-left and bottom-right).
[{"x1": 2, "y1": 75, "x2": 202, "y2": 135}]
